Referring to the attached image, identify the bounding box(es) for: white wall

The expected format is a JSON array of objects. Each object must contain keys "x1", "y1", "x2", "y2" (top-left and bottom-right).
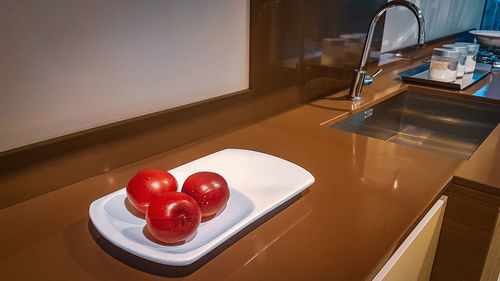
[
  {"x1": 0, "y1": 0, "x2": 249, "y2": 153},
  {"x1": 381, "y1": 0, "x2": 486, "y2": 52}
]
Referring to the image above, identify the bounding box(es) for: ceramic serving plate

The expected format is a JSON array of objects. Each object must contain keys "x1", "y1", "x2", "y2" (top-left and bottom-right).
[{"x1": 89, "y1": 149, "x2": 314, "y2": 266}]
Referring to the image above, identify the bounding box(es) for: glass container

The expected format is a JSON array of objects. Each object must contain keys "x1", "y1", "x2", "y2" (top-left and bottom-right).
[
  {"x1": 429, "y1": 48, "x2": 460, "y2": 82},
  {"x1": 454, "y1": 42, "x2": 480, "y2": 73},
  {"x1": 442, "y1": 44, "x2": 468, "y2": 77}
]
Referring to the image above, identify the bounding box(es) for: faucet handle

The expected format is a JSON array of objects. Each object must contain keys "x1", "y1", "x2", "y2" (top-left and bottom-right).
[{"x1": 364, "y1": 68, "x2": 382, "y2": 85}]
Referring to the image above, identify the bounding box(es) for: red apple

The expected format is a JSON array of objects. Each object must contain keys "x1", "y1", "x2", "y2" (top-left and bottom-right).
[
  {"x1": 181, "y1": 172, "x2": 230, "y2": 218},
  {"x1": 146, "y1": 192, "x2": 202, "y2": 244},
  {"x1": 126, "y1": 169, "x2": 177, "y2": 213}
]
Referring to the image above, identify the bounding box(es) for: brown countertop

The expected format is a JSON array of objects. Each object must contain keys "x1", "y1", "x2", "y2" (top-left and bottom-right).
[{"x1": 1, "y1": 61, "x2": 500, "y2": 280}]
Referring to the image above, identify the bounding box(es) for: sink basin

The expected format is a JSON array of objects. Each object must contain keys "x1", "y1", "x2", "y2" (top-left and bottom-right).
[{"x1": 331, "y1": 91, "x2": 500, "y2": 160}]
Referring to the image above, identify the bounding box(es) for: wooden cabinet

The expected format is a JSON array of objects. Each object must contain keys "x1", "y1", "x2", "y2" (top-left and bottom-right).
[
  {"x1": 373, "y1": 196, "x2": 448, "y2": 281},
  {"x1": 481, "y1": 212, "x2": 500, "y2": 281},
  {"x1": 430, "y1": 183, "x2": 500, "y2": 281}
]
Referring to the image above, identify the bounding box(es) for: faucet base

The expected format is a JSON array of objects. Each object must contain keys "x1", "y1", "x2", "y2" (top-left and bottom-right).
[
  {"x1": 348, "y1": 69, "x2": 366, "y2": 100},
  {"x1": 348, "y1": 96, "x2": 362, "y2": 101}
]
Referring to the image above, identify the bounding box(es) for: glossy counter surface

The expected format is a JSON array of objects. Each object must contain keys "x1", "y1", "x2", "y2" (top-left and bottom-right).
[{"x1": 1, "y1": 61, "x2": 500, "y2": 281}]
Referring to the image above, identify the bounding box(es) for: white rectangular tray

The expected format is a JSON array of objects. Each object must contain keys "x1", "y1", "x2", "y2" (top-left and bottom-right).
[{"x1": 89, "y1": 149, "x2": 314, "y2": 266}]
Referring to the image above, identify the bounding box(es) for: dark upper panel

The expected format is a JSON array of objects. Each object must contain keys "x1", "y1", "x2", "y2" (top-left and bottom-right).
[{"x1": 252, "y1": 0, "x2": 387, "y2": 99}]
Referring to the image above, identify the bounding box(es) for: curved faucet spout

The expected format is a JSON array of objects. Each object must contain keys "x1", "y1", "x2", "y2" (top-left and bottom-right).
[
  {"x1": 384, "y1": 0, "x2": 426, "y2": 46},
  {"x1": 348, "y1": 0, "x2": 426, "y2": 101}
]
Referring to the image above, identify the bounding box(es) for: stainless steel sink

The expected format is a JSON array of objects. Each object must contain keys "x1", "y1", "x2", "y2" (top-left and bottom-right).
[{"x1": 331, "y1": 91, "x2": 500, "y2": 159}]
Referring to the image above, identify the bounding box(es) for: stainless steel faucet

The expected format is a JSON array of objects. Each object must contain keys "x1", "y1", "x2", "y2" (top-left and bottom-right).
[{"x1": 348, "y1": 0, "x2": 425, "y2": 100}]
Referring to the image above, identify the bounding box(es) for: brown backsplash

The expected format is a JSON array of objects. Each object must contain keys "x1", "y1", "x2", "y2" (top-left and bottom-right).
[{"x1": 1, "y1": 0, "x2": 390, "y2": 208}]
